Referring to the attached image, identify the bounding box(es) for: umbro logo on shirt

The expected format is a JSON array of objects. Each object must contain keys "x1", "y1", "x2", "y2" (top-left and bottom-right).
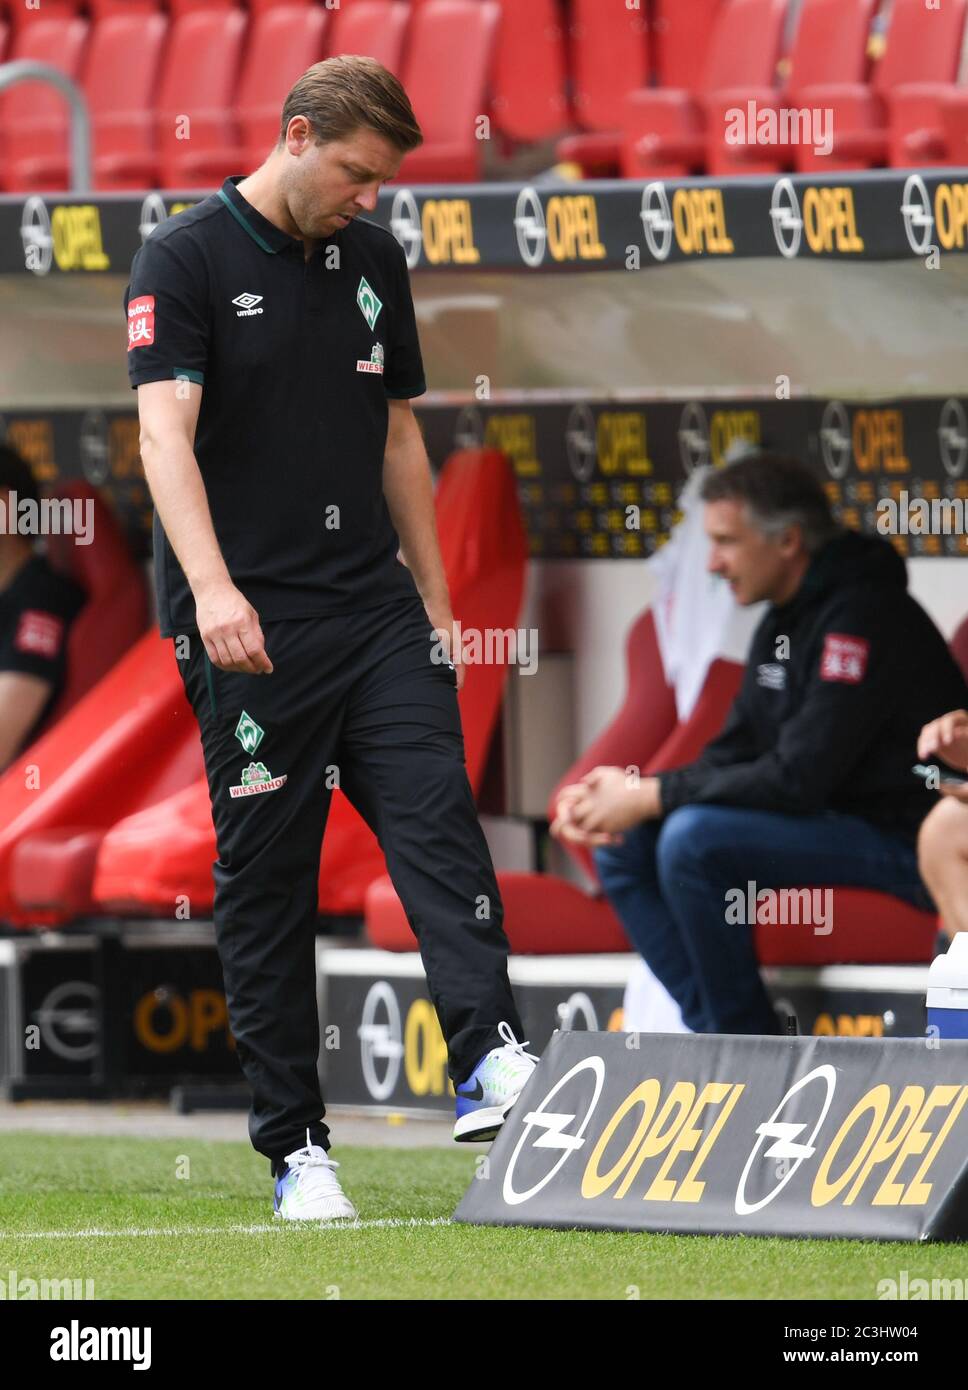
[{"x1": 232, "y1": 292, "x2": 264, "y2": 316}]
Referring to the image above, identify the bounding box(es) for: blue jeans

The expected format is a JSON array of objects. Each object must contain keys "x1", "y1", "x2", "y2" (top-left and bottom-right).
[{"x1": 594, "y1": 805, "x2": 935, "y2": 1035}]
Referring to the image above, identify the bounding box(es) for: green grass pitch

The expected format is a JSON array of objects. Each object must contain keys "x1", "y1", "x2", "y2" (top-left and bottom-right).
[{"x1": 0, "y1": 1132, "x2": 964, "y2": 1300}]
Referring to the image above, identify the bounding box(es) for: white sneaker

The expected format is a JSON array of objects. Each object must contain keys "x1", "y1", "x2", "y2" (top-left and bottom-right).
[
  {"x1": 453, "y1": 1020, "x2": 540, "y2": 1142},
  {"x1": 272, "y1": 1130, "x2": 358, "y2": 1222}
]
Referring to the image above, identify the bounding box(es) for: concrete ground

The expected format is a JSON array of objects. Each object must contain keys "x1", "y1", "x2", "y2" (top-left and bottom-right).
[{"x1": 0, "y1": 1099, "x2": 467, "y2": 1149}]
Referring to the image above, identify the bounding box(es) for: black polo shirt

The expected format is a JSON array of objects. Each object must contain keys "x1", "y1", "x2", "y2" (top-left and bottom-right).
[
  {"x1": 123, "y1": 175, "x2": 426, "y2": 638},
  {"x1": 0, "y1": 553, "x2": 85, "y2": 749}
]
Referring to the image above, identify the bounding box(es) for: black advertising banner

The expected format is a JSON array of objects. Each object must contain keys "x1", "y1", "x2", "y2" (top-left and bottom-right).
[
  {"x1": 455, "y1": 1031, "x2": 968, "y2": 1241},
  {"x1": 1, "y1": 170, "x2": 967, "y2": 275},
  {"x1": 319, "y1": 965, "x2": 624, "y2": 1111},
  {"x1": 4, "y1": 394, "x2": 965, "y2": 562}
]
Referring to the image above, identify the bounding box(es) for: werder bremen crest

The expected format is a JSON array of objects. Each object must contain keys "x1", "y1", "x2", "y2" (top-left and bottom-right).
[
  {"x1": 356, "y1": 275, "x2": 383, "y2": 330},
  {"x1": 234, "y1": 710, "x2": 264, "y2": 754}
]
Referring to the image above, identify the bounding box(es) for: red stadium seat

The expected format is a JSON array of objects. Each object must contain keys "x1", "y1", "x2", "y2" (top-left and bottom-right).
[
  {"x1": 15, "y1": 10, "x2": 169, "y2": 193},
  {"x1": 35, "y1": 482, "x2": 149, "y2": 738},
  {"x1": 940, "y1": 87, "x2": 968, "y2": 166},
  {"x1": 620, "y1": 0, "x2": 787, "y2": 179},
  {"x1": 652, "y1": 0, "x2": 724, "y2": 88},
  {"x1": 395, "y1": 0, "x2": 501, "y2": 183},
  {"x1": 85, "y1": 0, "x2": 160, "y2": 14},
  {"x1": 366, "y1": 870, "x2": 629, "y2": 954},
  {"x1": 165, "y1": 3, "x2": 329, "y2": 188},
  {"x1": 0, "y1": 18, "x2": 8, "y2": 59},
  {"x1": 548, "y1": 608, "x2": 677, "y2": 886},
  {"x1": 0, "y1": 12, "x2": 88, "y2": 193},
  {"x1": 755, "y1": 892, "x2": 937, "y2": 966},
  {"x1": 794, "y1": 0, "x2": 968, "y2": 172},
  {"x1": 92, "y1": 447, "x2": 528, "y2": 920},
  {"x1": 711, "y1": 0, "x2": 879, "y2": 176},
  {"x1": 166, "y1": 0, "x2": 238, "y2": 13},
  {"x1": 157, "y1": 7, "x2": 248, "y2": 190},
  {"x1": 97, "y1": 6, "x2": 247, "y2": 190},
  {"x1": 489, "y1": 0, "x2": 569, "y2": 145},
  {"x1": 0, "y1": 0, "x2": 80, "y2": 25},
  {"x1": 324, "y1": 1, "x2": 409, "y2": 74},
  {"x1": 554, "y1": 0, "x2": 648, "y2": 176},
  {"x1": 0, "y1": 630, "x2": 204, "y2": 928}
]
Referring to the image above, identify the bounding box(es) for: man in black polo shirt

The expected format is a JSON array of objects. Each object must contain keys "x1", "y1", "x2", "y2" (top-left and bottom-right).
[
  {"x1": 0, "y1": 444, "x2": 85, "y2": 770},
  {"x1": 124, "y1": 57, "x2": 534, "y2": 1221}
]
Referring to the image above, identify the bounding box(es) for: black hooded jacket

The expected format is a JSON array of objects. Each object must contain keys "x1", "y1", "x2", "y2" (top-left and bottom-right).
[{"x1": 656, "y1": 531, "x2": 968, "y2": 844}]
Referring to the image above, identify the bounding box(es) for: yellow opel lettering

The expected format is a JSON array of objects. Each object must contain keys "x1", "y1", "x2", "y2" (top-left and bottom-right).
[
  {"x1": 51, "y1": 205, "x2": 109, "y2": 271},
  {"x1": 852, "y1": 409, "x2": 909, "y2": 473},
  {"x1": 651, "y1": 1081, "x2": 744, "y2": 1203},
  {"x1": 672, "y1": 188, "x2": 734, "y2": 255},
  {"x1": 935, "y1": 184, "x2": 968, "y2": 250},
  {"x1": 546, "y1": 195, "x2": 605, "y2": 261},
  {"x1": 878, "y1": 1084, "x2": 968, "y2": 1205},
  {"x1": 421, "y1": 199, "x2": 479, "y2": 265},
  {"x1": 485, "y1": 413, "x2": 539, "y2": 475},
  {"x1": 803, "y1": 187, "x2": 864, "y2": 254},
  {"x1": 134, "y1": 990, "x2": 189, "y2": 1054},
  {"x1": 625, "y1": 1082, "x2": 695, "y2": 1199},
  {"x1": 189, "y1": 988, "x2": 230, "y2": 1051},
  {"x1": 812, "y1": 1085, "x2": 891, "y2": 1205},
  {"x1": 404, "y1": 998, "x2": 450, "y2": 1096},
  {"x1": 710, "y1": 410, "x2": 760, "y2": 467},
  {"x1": 582, "y1": 1079, "x2": 662, "y2": 1199},
  {"x1": 597, "y1": 413, "x2": 651, "y2": 475},
  {"x1": 841, "y1": 1085, "x2": 924, "y2": 1205}
]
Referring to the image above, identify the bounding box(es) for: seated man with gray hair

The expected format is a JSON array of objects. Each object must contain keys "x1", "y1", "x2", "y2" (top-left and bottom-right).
[{"x1": 552, "y1": 453, "x2": 968, "y2": 1034}]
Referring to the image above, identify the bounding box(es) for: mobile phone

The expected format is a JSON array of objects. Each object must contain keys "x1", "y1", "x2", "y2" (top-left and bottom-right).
[{"x1": 912, "y1": 762, "x2": 968, "y2": 787}]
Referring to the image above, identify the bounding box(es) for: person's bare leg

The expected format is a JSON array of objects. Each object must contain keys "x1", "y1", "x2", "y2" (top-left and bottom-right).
[{"x1": 918, "y1": 798, "x2": 968, "y2": 939}]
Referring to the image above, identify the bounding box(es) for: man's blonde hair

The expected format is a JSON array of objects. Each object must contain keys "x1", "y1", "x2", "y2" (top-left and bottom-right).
[{"x1": 278, "y1": 55, "x2": 423, "y2": 154}]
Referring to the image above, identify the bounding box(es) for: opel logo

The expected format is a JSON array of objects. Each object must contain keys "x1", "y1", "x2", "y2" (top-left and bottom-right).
[
  {"x1": 770, "y1": 178, "x2": 803, "y2": 259},
  {"x1": 565, "y1": 403, "x2": 597, "y2": 482},
  {"x1": 79, "y1": 410, "x2": 111, "y2": 486},
  {"x1": 139, "y1": 192, "x2": 168, "y2": 243},
  {"x1": 33, "y1": 981, "x2": 99, "y2": 1062},
  {"x1": 678, "y1": 401, "x2": 709, "y2": 474},
  {"x1": 900, "y1": 174, "x2": 934, "y2": 256},
  {"x1": 735, "y1": 1064, "x2": 837, "y2": 1215},
  {"x1": 21, "y1": 196, "x2": 53, "y2": 276},
  {"x1": 640, "y1": 182, "x2": 673, "y2": 262},
  {"x1": 357, "y1": 981, "x2": 403, "y2": 1102},
  {"x1": 454, "y1": 404, "x2": 485, "y2": 450},
  {"x1": 819, "y1": 400, "x2": 851, "y2": 479},
  {"x1": 502, "y1": 1056, "x2": 606, "y2": 1206},
  {"x1": 390, "y1": 188, "x2": 423, "y2": 269},
  {"x1": 938, "y1": 398, "x2": 968, "y2": 479},
  {"x1": 514, "y1": 187, "x2": 547, "y2": 268}
]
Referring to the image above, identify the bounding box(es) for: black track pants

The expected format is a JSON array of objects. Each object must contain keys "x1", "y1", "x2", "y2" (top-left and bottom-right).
[{"x1": 176, "y1": 594, "x2": 523, "y2": 1171}]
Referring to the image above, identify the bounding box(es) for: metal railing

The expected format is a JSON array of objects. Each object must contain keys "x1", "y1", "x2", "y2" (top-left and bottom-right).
[{"x1": 0, "y1": 61, "x2": 91, "y2": 192}]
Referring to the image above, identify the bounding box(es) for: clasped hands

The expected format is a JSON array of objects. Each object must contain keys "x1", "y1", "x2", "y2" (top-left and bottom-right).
[{"x1": 550, "y1": 766, "x2": 662, "y2": 847}]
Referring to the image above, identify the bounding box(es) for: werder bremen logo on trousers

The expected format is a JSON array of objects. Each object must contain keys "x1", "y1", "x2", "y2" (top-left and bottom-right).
[
  {"x1": 234, "y1": 710, "x2": 264, "y2": 754},
  {"x1": 356, "y1": 275, "x2": 383, "y2": 330}
]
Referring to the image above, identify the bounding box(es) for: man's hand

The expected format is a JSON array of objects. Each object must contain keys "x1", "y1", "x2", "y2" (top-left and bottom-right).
[
  {"x1": 550, "y1": 766, "x2": 662, "y2": 846},
  {"x1": 551, "y1": 783, "x2": 616, "y2": 846},
  {"x1": 938, "y1": 780, "x2": 968, "y2": 804},
  {"x1": 918, "y1": 709, "x2": 968, "y2": 770},
  {"x1": 426, "y1": 611, "x2": 465, "y2": 691},
  {"x1": 195, "y1": 579, "x2": 273, "y2": 674}
]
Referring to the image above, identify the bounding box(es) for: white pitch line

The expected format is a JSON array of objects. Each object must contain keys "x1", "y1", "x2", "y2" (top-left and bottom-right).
[{"x1": 0, "y1": 1217, "x2": 454, "y2": 1240}]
